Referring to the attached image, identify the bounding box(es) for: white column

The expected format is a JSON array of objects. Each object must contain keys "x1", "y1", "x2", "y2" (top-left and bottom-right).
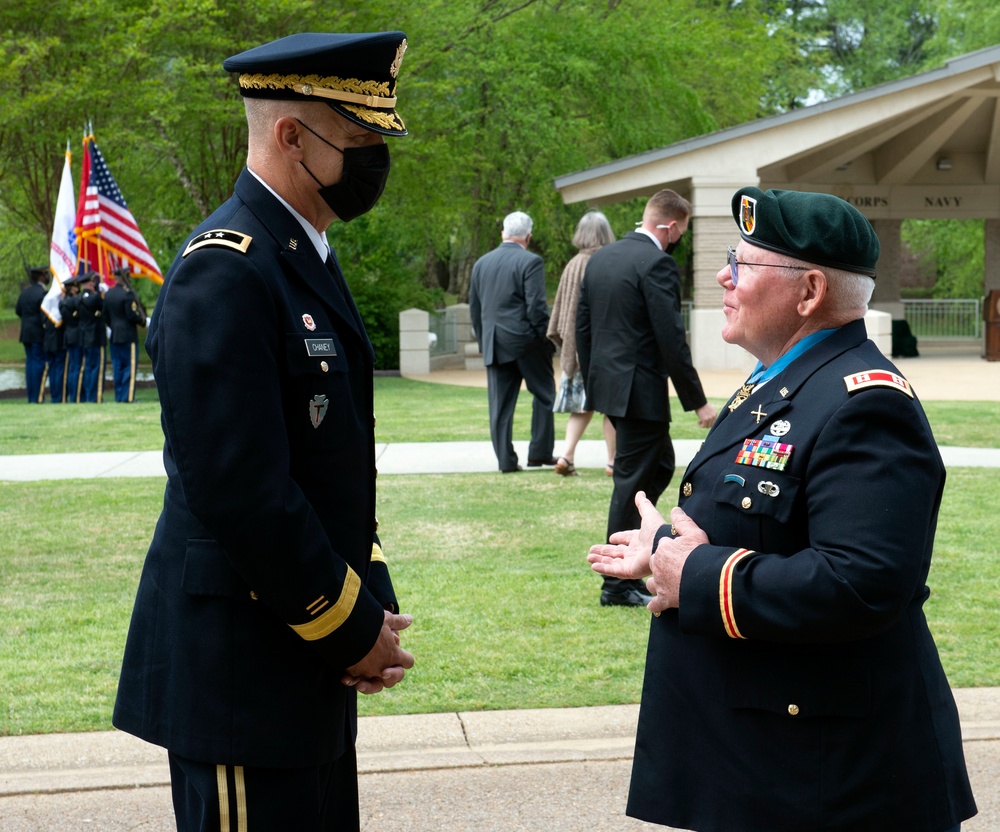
[
  {"x1": 398, "y1": 308, "x2": 431, "y2": 375},
  {"x1": 689, "y1": 182, "x2": 756, "y2": 371},
  {"x1": 870, "y1": 219, "x2": 904, "y2": 320}
]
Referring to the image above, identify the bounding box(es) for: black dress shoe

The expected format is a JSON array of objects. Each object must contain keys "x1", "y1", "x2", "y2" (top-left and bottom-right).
[
  {"x1": 501, "y1": 465, "x2": 523, "y2": 473},
  {"x1": 600, "y1": 587, "x2": 654, "y2": 607},
  {"x1": 527, "y1": 456, "x2": 558, "y2": 467}
]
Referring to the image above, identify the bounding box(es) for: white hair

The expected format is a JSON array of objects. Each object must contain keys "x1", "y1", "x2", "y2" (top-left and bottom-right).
[
  {"x1": 502, "y1": 211, "x2": 533, "y2": 239},
  {"x1": 770, "y1": 251, "x2": 874, "y2": 315}
]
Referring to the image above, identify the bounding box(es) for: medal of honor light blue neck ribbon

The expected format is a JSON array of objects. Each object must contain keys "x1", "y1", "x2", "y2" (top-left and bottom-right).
[{"x1": 728, "y1": 328, "x2": 839, "y2": 412}]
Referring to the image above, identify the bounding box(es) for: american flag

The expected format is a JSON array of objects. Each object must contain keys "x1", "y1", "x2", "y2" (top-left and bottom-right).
[{"x1": 75, "y1": 134, "x2": 163, "y2": 284}]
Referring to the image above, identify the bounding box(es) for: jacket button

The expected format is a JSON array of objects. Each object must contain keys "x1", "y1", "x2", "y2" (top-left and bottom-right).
[
  {"x1": 741, "y1": 497, "x2": 753, "y2": 510},
  {"x1": 682, "y1": 482, "x2": 693, "y2": 497},
  {"x1": 320, "y1": 360, "x2": 329, "y2": 372},
  {"x1": 788, "y1": 704, "x2": 800, "y2": 716},
  {"x1": 249, "y1": 590, "x2": 258, "y2": 601}
]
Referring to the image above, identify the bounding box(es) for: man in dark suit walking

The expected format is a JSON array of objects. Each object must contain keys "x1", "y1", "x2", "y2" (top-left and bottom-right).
[
  {"x1": 469, "y1": 211, "x2": 556, "y2": 472},
  {"x1": 577, "y1": 189, "x2": 716, "y2": 606}
]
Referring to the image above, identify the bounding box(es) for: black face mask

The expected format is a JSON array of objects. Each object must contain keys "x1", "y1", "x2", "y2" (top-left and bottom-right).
[
  {"x1": 665, "y1": 239, "x2": 680, "y2": 255},
  {"x1": 297, "y1": 119, "x2": 391, "y2": 222}
]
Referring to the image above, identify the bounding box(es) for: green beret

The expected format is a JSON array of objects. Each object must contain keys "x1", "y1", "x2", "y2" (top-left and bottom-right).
[{"x1": 732, "y1": 187, "x2": 879, "y2": 278}]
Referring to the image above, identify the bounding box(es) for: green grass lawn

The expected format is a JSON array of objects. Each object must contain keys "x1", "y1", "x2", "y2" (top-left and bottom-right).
[
  {"x1": 1, "y1": 375, "x2": 999, "y2": 736},
  {"x1": 1, "y1": 469, "x2": 996, "y2": 736},
  {"x1": 1, "y1": 374, "x2": 998, "y2": 453}
]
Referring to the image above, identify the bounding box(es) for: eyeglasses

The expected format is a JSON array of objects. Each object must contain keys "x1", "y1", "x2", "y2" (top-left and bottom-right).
[{"x1": 727, "y1": 246, "x2": 811, "y2": 287}]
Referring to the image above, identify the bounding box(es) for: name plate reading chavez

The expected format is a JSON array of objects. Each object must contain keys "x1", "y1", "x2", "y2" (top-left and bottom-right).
[{"x1": 304, "y1": 339, "x2": 337, "y2": 357}]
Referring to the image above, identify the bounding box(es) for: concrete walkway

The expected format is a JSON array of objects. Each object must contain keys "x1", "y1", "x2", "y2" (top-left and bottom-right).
[{"x1": 2, "y1": 350, "x2": 999, "y2": 830}]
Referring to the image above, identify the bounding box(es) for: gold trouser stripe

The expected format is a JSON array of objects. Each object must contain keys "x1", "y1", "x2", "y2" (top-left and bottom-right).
[
  {"x1": 371, "y1": 542, "x2": 386, "y2": 563},
  {"x1": 96, "y1": 346, "x2": 104, "y2": 402},
  {"x1": 127, "y1": 341, "x2": 136, "y2": 402},
  {"x1": 235, "y1": 765, "x2": 247, "y2": 832},
  {"x1": 215, "y1": 765, "x2": 248, "y2": 832},
  {"x1": 75, "y1": 353, "x2": 85, "y2": 402},
  {"x1": 290, "y1": 567, "x2": 361, "y2": 641},
  {"x1": 37, "y1": 364, "x2": 49, "y2": 403},
  {"x1": 60, "y1": 352, "x2": 69, "y2": 401},
  {"x1": 216, "y1": 765, "x2": 230, "y2": 830}
]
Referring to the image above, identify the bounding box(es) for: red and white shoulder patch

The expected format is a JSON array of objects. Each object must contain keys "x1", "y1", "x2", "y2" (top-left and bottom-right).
[{"x1": 843, "y1": 370, "x2": 914, "y2": 398}]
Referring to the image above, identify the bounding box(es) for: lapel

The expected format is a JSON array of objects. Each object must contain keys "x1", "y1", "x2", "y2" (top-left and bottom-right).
[
  {"x1": 234, "y1": 171, "x2": 373, "y2": 360},
  {"x1": 683, "y1": 321, "x2": 868, "y2": 480}
]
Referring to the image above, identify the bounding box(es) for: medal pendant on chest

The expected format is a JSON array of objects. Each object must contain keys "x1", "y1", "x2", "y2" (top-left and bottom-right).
[{"x1": 727, "y1": 383, "x2": 756, "y2": 412}]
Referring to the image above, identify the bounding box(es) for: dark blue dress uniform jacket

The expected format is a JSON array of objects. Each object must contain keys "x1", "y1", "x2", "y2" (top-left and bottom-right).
[
  {"x1": 628, "y1": 320, "x2": 976, "y2": 832},
  {"x1": 113, "y1": 169, "x2": 396, "y2": 769}
]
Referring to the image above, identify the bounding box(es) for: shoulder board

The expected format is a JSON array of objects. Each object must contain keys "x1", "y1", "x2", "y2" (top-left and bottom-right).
[
  {"x1": 183, "y1": 229, "x2": 252, "y2": 257},
  {"x1": 843, "y1": 370, "x2": 914, "y2": 398}
]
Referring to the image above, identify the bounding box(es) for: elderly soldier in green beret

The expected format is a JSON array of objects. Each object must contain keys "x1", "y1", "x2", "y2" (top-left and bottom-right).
[
  {"x1": 114, "y1": 32, "x2": 413, "y2": 831},
  {"x1": 588, "y1": 188, "x2": 977, "y2": 832}
]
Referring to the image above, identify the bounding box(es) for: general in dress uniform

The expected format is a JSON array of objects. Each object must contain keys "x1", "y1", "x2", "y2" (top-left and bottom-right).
[
  {"x1": 589, "y1": 187, "x2": 977, "y2": 832},
  {"x1": 113, "y1": 31, "x2": 414, "y2": 832}
]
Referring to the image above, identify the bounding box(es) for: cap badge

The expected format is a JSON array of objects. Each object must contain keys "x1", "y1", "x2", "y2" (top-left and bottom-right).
[
  {"x1": 390, "y1": 39, "x2": 408, "y2": 79},
  {"x1": 740, "y1": 195, "x2": 757, "y2": 236},
  {"x1": 309, "y1": 394, "x2": 329, "y2": 429},
  {"x1": 302, "y1": 314, "x2": 316, "y2": 331}
]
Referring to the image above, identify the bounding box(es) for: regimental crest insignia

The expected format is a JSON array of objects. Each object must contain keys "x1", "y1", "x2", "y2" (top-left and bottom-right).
[
  {"x1": 302, "y1": 313, "x2": 317, "y2": 331},
  {"x1": 739, "y1": 195, "x2": 757, "y2": 236},
  {"x1": 309, "y1": 394, "x2": 329, "y2": 429}
]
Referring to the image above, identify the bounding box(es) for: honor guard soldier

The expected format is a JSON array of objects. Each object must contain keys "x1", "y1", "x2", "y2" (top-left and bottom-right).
[
  {"x1": 588, "y1": 188, "x2": 977, "y2": 832},
  {"x1": 113, "y1": 31, "x2": 414, "y2": 832},
  {"x1": 15, "y1": 266, "x2": 49, "y2": 403},
  {"x1": 103, "y1": 268, "x2": 147, "y2": 402},
  {"x1": 77, "y1": 271, "x2": 107, "y2": 402},
  {"x1": 59, "y1": 275, "x2": 83, "y2": 402},
  {"x1": 41, "y1": 282, "x2": 68, "y2": 403}
]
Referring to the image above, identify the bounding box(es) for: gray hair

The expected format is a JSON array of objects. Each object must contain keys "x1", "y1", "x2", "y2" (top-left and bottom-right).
[
  {"x1": 502, "y1": 211, "x2": 533, "y2": 239},
  {"x1": 773, "y1": 252, "x2": 875, "y2": 315},
  {"x1": 823, "y1": 267, "x2": 875, "y2": 312},
  {"x1": 572, "y1": 210, "x2": 615, "y2": 250}
]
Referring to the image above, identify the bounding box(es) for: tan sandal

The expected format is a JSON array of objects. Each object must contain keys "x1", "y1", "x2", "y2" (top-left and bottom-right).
[{"x1": 555, "y1": 456, "x2": 579, "y2": 477}]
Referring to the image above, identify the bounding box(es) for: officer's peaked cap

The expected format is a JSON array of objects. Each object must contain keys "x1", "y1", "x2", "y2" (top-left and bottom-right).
[{"x1": 223, "y1": 32, "x2": 408, "y2": 136}]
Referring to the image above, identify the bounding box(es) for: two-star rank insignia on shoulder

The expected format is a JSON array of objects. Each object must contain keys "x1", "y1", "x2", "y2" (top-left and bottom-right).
[
  {"x1": 182, "y1": 229, "x2": 253, "y2": 257},
  {"x1": 843, "y1": 370, "x2": 914, "y2": 398}
]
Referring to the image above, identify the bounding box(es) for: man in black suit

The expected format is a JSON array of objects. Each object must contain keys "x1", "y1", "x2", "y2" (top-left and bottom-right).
[
  {"x1": 588, "y1": 187, "x2": 976, "y2": 831},
  {"x1": 15, "y1": 266, "x2": 48, "y2": 403},
  {"x1": 577, "y1": 189, "x2": 716, "y2": 606},
  {"x1": 113, "y1": 31, "x2": 414, "y2": 831},
  {"x1": 469, "y1": 211, "x2": 556, "y2": 472}
]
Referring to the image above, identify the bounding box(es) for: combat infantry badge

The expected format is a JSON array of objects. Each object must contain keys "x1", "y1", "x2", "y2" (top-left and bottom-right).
[{"x1": 309, "y1": 394, "x2": 329, "y2": 429}]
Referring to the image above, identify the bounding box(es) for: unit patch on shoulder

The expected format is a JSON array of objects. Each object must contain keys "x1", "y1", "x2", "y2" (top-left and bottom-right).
[
  {"x1": 182, "y1": 229, "x2": 252, "y2": 257},
  {"x1": 843, "y1": 370, "x2": 914, "y2": 398}
]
